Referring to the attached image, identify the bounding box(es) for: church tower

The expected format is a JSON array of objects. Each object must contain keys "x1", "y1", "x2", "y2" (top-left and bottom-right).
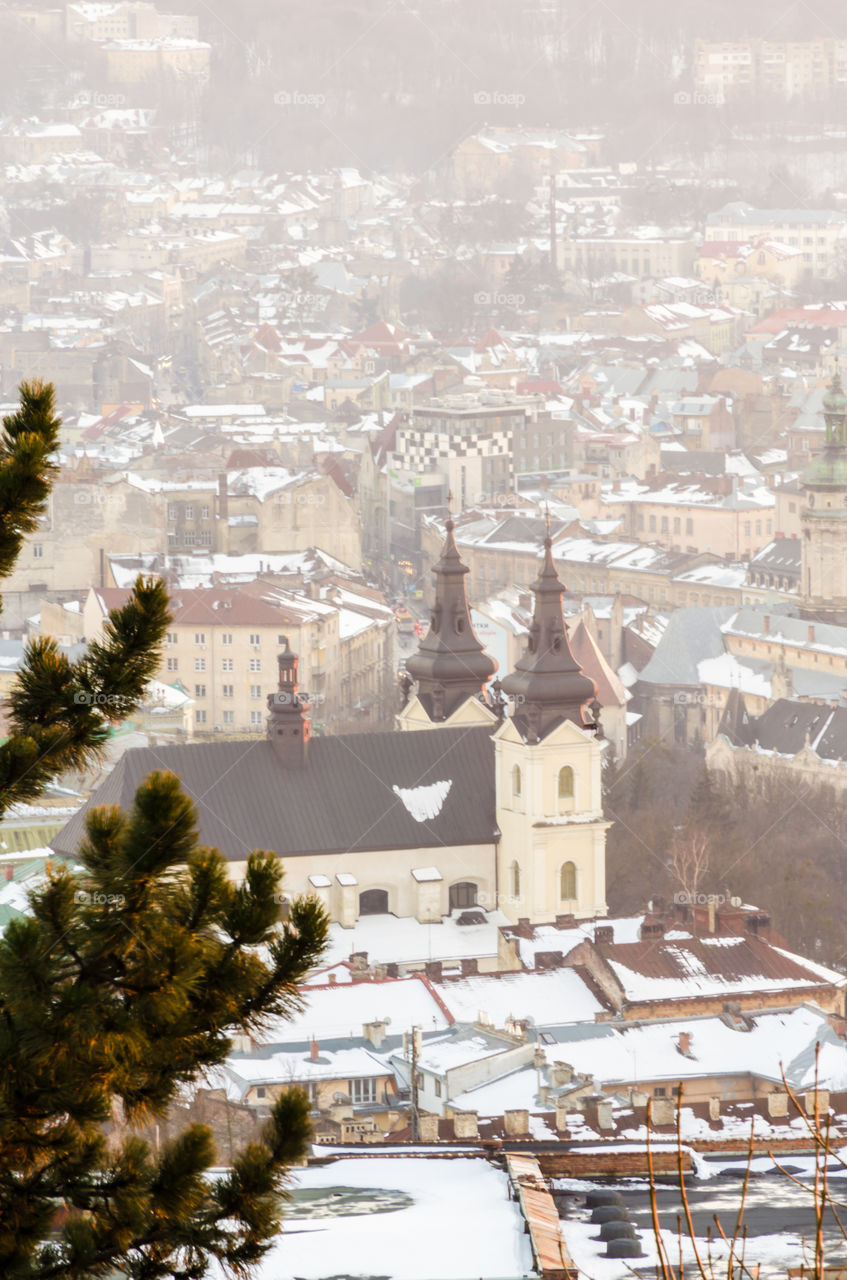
[
  {"x1": 267, "y1": 638, "x2": 310, "y2": 767},
  {"x1": 398, "y1": 510, "x2": 498, "y2": 729},
  {"x1": 801, "y1": 367, "x2": 847, "y2": 623},
  {"x1": 494, "y1": 526, "x2": 609, "y2": 923}
]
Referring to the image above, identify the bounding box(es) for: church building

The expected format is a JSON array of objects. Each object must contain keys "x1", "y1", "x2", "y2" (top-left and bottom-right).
[{"x1": 53, "y1": 518, "x2": 609, "y2": 927}]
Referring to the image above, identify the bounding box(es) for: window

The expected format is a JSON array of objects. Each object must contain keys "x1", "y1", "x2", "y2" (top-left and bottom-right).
[
  {"x1": 250, "y1": 684, "x2": 262, "y2": 698},
  {"x1": 249, "y1": 658, "x2": 262, "y2": 672},
  {"x1": 249, "y1": 633, "x2": 260, "y2": 646},
  {"x1": 558, "y1": 765, "x2": 574, "y2": 799},
  {"x1": 350, "y1": 1078, "x2": 377, "y2": 1104},
  {"x1": 673, "y1": 517, "x2": 681, "y2": 534},
  {"x1": 250, "y1": 710, "x2": 262, "y2": 726},
  {"x1": 167, "y1": 657, "x2": 178, "y2": 672},
  {"x1": 222, "y1": 633, "x2": 233, "y2": 646},
  {"x1": 512, "y1": 765, "x2": 522, "y2": 798},
  {"x1": 195, "y1": 709, "x2": 207, "y2": 725},
  {"x1": 168, "y1": 532, "x2": 178, "y2": 547},
  {"x1": 194, "y1": 632, "x2": 206, "y2": 645},
  {"x1": 194, "y1": 684, "x2": 206, "y2": 697},
  {"x1": 649, "y1": 515, "x2": 656, "y2": 532},
  {"x1": 560, "y1": 861, "x2": 577, "y2": 900},
  {"x1": 686, "y1": 518, "x2": 694, "y2": 535},
  {"x1": 223, "y1": 710, "x2": 234, "y2": 725},
  {"x1": 166, "y1": 632, "x2": 177, "y2": 645},
  {"x1": 359, "y1": 889, "x2": 389, "y2": 916},
  {"x1": 184, "y1": 505, "x2": 193, "y2": 520},
  {"x1": 510, "y1": 861, "x2": 521, "y2": 900},
  {"x1": 167, "y1": 503, "x2": 177, "y2": 520},
  {"x1": 277, "y1": 634, "x2": 287, "y2": 645},
  {"x1": 221, "y1": 658, "x2": 233, "y2": 672},
  {"x1": 184, "y1": 531, "x2": 195, "y2": 546},
  {"x1": 434, "y1": 1079, "x2": 442, "y2": 1098},
  {"x1": 255, "y1": 1086, "x2": 265, "y2": 1100},
  {"x1": 222, "y1": 683, "x2": 234, "y2": 698},
  {"x1": 449, "y1": 882, "x2": 478, "y2": 911},
  {"x1": 201, "y1": 504, "x2": 210, "y2": 519},
  {"x1": 744, "y1": 522, "x2": 751, "y2": 537},
  {"x1": 33, "y1": 544, "x2": 43, "y2": 559},
  {"x1": 199, "y1": 530, "x2": 213, "y2": 546},
  {"x1": 195, "y1": 658, "x2": 206, "y2": 672},
  {"x1": 660, "y1": 516, "x2": 669, "y2": 533}
]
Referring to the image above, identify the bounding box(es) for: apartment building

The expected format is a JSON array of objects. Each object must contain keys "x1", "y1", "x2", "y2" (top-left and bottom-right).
[
  {"x1": 705, "y1": 203, "x2": 847, "y2": 278},
  {"x1": 695, "y1": 38, "x2": 847, "y2": 100},
  {"x1": 84, "y1": 578, "x2": 394, "y2": 736}
]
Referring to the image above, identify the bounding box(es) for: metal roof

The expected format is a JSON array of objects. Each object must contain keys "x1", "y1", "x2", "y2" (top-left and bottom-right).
[{"x1": 52, "y1": 725, "x2": 497, "y2": 861}]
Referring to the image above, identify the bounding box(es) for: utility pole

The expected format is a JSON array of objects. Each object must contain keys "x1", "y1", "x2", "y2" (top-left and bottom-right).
[{"x1": 410, "y1": 1025, "x2": 420, "y2": 1141}]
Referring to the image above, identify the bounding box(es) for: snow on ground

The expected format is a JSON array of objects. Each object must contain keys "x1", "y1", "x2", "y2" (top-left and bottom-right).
[{"x1": 221, "y1": 1156, "x2": 536, "y2": 1280}]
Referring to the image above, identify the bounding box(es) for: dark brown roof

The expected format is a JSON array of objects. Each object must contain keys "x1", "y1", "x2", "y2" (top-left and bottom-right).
[
  {"x1": 52, "y1": 725, "x2": 497, "y2": 862},
  {"x1": 600, "y1": 935, "x2": 835, "y2": 994}
]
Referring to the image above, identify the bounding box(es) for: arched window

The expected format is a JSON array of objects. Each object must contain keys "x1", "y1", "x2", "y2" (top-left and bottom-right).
[
  {"x1": 510, "y1": 861, "x2": 521, "y2": 900},
  {"x1": 558, "y1": 766, "x2": 574, "y2": 799},
  {"x1": 560, "y1": 861, "x2": 577, "y2": 900},
  {"x1": 359, "y1": 888, "x2": 389, "y2": 916},
  {"x1": 449, "y1": 882, "x2": 478, "y2": 911},
  {"x1": 512, "y1": 765, "x2": 522, "y2": 798}
]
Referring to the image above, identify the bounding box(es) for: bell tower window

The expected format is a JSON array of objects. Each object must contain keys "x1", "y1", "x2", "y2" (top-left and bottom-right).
[
  {"x1": 560, "y1": 861, "x2": 577, "y2": 901},
  {"x1": 558, "y1": 766, "x2": 574, "y2": 799},
  {"x1": 512, "y1": 765, "x2": 522, "y2": 798}
]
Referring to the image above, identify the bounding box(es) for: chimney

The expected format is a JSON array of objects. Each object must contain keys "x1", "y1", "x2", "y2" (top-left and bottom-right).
[
  {"x1": 763, "y1": 615, "x2": 770, "y2": 633},
  {"x1": 363, "y1": 1020, "x2": 387, "y2": 1048},
  {"x1": 808, "y1": 624, "x2": 816, "y2": 643},
  {"x1": 310, "y1": 1039, "x2": 319, "y2": 1061},
  {"x1": 424, "y1": 960, "x2": 442, "y2": 982},
  {"x1": 677, "y1": 1030, "x2": 692, "y2": 1055},
  {"x1": 594, "y1": 924, "x2": 614, "y2": 945},
  {"x1": 460, "y1": 957, "x2": 479, "y2": 977},
  {"x1": 555, "y1": 913, "x2": 577, "y2": 930}
]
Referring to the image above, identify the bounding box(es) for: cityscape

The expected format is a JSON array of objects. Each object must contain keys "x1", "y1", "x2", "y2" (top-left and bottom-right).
[{"x1": 3, "y1": 2, "x2": 847, "y2": 1278}]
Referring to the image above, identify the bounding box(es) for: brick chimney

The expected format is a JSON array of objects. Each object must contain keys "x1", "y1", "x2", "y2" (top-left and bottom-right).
[
  {"x1": 310, "y1": 1039, "x2": 319, "y2": 1061},
  {"x1": 460, "y1": 957, "x2": 479, "y2": 977},
  {"x1": 594, "y1": 924, "x2": 614, "y2": 945},
  {"x1": 763, "y1": 614, "x2": 770, "y2": 634},
  {"x1": 424, "y1": 960, "x2": 443, "y2": 982},
  {"x1": 677, "y1": 1030, "x2": 692, "y2": 1055},
  {"x1": 809, "y1": 624, "x2": 816, "y2": 643}
]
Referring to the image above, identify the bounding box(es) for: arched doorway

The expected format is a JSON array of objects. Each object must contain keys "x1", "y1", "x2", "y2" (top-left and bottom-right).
[
  {"x1": 359, "y1": 888, "x2": 389, "y2": 916},
  {"x1": 449, "y1": 881, "x2": 478, "y2": 911}
]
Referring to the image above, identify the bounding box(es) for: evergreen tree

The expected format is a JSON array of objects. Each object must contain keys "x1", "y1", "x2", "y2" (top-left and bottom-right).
[
  {"x1": 0, "y1": 771, "x2": 328, "y2": 1278},
  {"x1": 0, "y1": 381, "x2": 330, "y2": 1276},
  {"x1": 0, "y1": 382, "x2": 171, "y2": 815}
]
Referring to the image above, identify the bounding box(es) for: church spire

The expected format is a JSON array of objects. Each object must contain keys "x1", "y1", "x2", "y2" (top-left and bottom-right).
[
  {"x1": 266, "y1": 638, "x2": 310, "y2": 767},
  {"x1": 405, "y1": 505, "x2": 497, "y2": 721},
  {"x1": 501, "y1": 522, "x2": 597, "y2": 743},
  {"x1": 801, "y1": 363, "x2": 847, "y2": 491}
]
